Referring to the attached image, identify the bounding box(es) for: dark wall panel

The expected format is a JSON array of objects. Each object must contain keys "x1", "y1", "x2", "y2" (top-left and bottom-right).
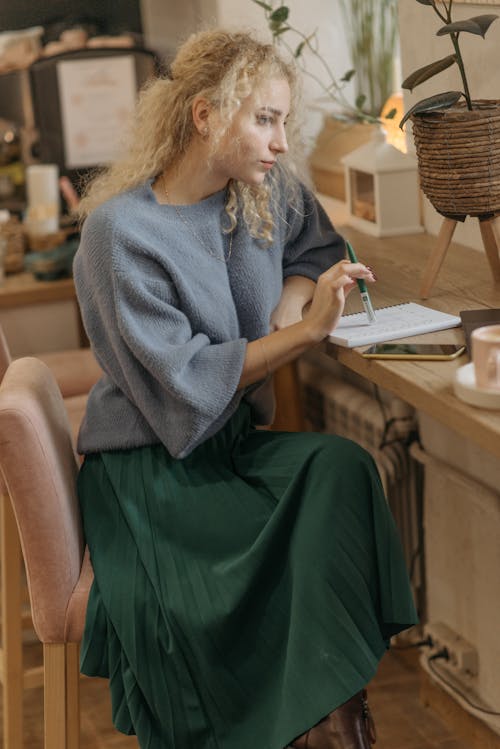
[{"x1": 0, "y1": 0, "x2": 142, "y2": 38}]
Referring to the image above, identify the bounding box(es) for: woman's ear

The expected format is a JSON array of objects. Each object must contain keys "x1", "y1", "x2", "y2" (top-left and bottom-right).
[{"x1": 192, "y1": 96, "x2": 211, "y2": 138}]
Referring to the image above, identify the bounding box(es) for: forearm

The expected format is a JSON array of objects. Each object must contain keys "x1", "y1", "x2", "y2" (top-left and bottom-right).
[
  {"x1": 283, "y1": 275, "x2": 316, "y2": 305},
  {"x1": 238, "y1": 320, "x2": 320, "y2": 389},
  {"x1": 270, "y1": 275, "x2": 316, "y2": 330}
]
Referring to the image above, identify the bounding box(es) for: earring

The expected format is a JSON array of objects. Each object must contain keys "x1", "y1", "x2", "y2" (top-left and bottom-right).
[{"x1": 201, "y1": 127, "x2": 209, "y2": 138}]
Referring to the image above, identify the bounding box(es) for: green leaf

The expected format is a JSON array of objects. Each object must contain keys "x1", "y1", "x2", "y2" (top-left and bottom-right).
[
  {"x1": 402, "y1": 55, "x2": 456, "y2": 92},
  {"x1": 384, "y1": 108, "x2": 397, "y2": 120},
  {"x1": 294, "y1": 41, "x2": 306, "y2": 58},
  {"x1": 251, "y1": 0, "x2": 273, "y2": 10},
  {"x1": 272, "y1": 25, "x2": 291, "y2": 36},
  {"x1": 340, "y1": 69, "x2": 356, "y2": 83},
  {"x1": 415, "y1": 0, "x2": 434, "y2": 5},
  {"x1": 469, "y1": 14, "x2": 499, "y2": 34},
  {"x1": 355, "y1": 93, "x2": 366, "y2": 110},
  {"x1": 399, "y1": 90, "x2": 463, "y2": 129},
  {"x1": 270, "y1": 6, "x2": 289, "y2": 24},
  {"x1": 437, "y1": 15, "x2": 499, "y2": 38}
]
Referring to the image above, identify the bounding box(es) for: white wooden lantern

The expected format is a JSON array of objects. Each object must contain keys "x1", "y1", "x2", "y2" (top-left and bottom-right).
[{"x1": 341, "y1": 127, "x2": 423, "y2": 237}]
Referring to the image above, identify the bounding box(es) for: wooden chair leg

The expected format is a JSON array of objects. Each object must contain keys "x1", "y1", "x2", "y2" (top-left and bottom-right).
[
  {"x1": 66, "y1": 643, "x2": 80, "y2": 749},
  {"x1": 419, "y1": 217, "x2": 457, "y2": 299},
  {"x1": 44, "y1": 642, "x2": 80, "y2": 749},
  {"x1": 272, "y1": 361, "x2": 306, "y2": 432},
  {"x1": 478, "y1": 217, "x2": 500, "y2": 282},
  {"x1": 1, "y1": 493, "x2": 24, "y2": 749},
  {"x1": 494, "y1": 215, "x2": 500, "y2": 247}
]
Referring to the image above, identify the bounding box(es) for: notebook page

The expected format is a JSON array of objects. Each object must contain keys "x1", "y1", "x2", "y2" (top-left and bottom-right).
[{"x1": 329, "y1": 302, "x2": 461, "y2": 348}]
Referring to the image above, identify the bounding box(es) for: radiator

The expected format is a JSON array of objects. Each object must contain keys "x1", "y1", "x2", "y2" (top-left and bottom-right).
[{"x1": 298, "y1": 359, "x2": 424, "y2": 611}]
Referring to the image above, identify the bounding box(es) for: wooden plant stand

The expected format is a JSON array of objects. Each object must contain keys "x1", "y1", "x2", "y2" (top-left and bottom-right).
[{"x1": 419, "y1": 214, "x2": 500, "y2": 299}]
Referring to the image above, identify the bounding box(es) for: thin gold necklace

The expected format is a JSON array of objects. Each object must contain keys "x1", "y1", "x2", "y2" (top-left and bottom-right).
[{"x1": 163, "y1": 176, "x2": 234, "y2": 264}]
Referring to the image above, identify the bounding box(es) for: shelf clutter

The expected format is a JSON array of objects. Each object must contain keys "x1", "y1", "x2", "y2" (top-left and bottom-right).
[{"x1": 0, "y1": 211, "x2": 25, "y2": 275}]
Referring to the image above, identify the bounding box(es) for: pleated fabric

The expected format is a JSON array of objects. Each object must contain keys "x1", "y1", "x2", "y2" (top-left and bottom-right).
[{"x1": 78, "y1": 402, "x2": 417, "y2": 749}]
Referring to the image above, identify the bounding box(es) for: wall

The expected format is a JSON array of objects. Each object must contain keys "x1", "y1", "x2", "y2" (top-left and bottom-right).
[
  {"x1": 140, "y1": 0, "x2": 217, "y2": 63},
  {"x1": 398, "y1": 0, "x2": 500, "y2": 249},
  {"x1": 0, "y1": 0, "x2": 143, "y2": 38}
]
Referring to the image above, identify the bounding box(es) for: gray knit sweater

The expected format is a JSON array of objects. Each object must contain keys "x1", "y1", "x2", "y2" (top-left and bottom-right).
[{"x1": 73, "y1": 179, "x2": 344, "y2": 458}]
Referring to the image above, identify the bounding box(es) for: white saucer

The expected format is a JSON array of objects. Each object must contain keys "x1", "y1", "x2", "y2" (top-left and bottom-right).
[{"x1": 453, "y1": 362, "x2": 500, "y2": 410}]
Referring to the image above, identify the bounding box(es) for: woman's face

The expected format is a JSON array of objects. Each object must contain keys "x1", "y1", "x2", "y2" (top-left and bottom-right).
[{"x1": 211, "y1": 77, "x2": 290, "y2": 186}]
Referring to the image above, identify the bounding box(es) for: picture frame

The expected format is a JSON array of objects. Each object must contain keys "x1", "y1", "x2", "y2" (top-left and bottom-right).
[{"x1": 57, "y1": 56, "x2": 137, "y2": 169}]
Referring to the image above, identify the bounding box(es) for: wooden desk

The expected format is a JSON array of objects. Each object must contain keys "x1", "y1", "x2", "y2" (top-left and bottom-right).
[{"x1": 319, "y1": 197, "x2": 500, "y2": 461}]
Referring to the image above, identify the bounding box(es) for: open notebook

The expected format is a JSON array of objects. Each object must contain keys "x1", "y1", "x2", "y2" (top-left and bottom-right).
[{"x1": 329, "y1": 302, "x2": 461, "y2": 348}]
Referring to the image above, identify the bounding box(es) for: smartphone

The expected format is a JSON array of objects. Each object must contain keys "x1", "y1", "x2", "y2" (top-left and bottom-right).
[{"x1": 361, "y1": 343, "x2": 466, "y2": 360}]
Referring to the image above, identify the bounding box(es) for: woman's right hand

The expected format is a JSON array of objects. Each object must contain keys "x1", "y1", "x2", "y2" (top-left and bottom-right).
[
  {"x1": 302, "y1": 259, "x2": 376, "y2": 342},
  {"x1": 238, "y1": 260, "x2": 375, "y2": 390}
]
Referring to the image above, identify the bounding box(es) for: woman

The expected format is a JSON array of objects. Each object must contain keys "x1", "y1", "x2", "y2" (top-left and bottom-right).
[{"x1": 74, "y1": 28, "x2": 417, "y2": 749}]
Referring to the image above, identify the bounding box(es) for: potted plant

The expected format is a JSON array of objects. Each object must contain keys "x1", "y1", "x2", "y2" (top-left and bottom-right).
[
  {"x1": 399, "y1": 0, "x2": 499, "y2": 219},
  {"x1": 250, "y1": 0, "x2": 400, "y2": 198}
]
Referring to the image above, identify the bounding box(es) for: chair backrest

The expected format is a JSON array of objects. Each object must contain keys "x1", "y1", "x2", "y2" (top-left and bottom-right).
[
  {"x1": 0, "y1": 323, "x2": 12, "y2": 380},
  {"x1": 0, "y1": 326, "x2": 12, "y2": 495},
  {"x1": 0, "y1": 357, "x2": 83, "y2": 642}
]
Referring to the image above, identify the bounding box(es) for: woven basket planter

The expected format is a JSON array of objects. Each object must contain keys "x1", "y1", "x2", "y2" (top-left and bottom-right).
[{"x1": 410, "y1": 99, "x2": 500, "y2": 218}]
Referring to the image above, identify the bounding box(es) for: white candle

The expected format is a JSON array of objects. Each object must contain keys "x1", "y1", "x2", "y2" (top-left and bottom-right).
[{"x1": 25, "y1": 164, "x2": 60, "y2": 235}]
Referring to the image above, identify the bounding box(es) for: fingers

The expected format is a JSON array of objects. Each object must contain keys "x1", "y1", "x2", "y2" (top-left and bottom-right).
[
  {"x1": 319, "y1": 265, "x2": 375, "y2": 291},
  {"x1": 306, "y1": 257, "x2": 377, "y2": 340},
  {"x1": 322, "y1": 260, "x2": 376, "y2": 285},
  {"x1": 339, "y1": 260, "x2": 376, "y2": 280}
]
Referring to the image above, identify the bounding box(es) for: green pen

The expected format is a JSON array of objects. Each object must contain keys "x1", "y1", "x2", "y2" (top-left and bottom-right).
[{"x1": 345, "y1": 240, "x2": 377, "y2": 324}]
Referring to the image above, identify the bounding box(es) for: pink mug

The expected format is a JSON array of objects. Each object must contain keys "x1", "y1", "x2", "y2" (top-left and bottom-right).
[{"x1": 472, "y1": 324, "x2": 500, "y2": 391}]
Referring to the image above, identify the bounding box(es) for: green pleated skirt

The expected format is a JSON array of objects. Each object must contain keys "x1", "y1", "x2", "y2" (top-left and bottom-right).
[{"x1": 78, "y1": 402, "x2": 417, "y2": 749}]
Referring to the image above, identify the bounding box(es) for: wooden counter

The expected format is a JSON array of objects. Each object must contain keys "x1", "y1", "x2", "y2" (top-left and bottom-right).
[
  {"x1": 0, "y1": 272, "x2": 84, "y2": 355},
  {"x1": 318, "y1": 196, "x2": 500, "y2": 460},
  {"x1": 0, "y1": 272, "x2": 77, "y2": 309}
]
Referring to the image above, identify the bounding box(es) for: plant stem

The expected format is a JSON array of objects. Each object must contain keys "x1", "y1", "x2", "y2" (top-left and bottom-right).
[
  {"x1": 431, "y1": 0, "x2": 473, "y2": 109},
  {"x1": 431, "y1": 0, "x2": 448, "y2": 24},
  {"x1": 277, "y1": 35, "x2": 354, "y2": 114},
  {"x1": 450, "y1": 33, "x2": 473, "y2": 109}
]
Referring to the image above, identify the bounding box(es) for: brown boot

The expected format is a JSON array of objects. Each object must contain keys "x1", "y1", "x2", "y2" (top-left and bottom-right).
[{"x1": 291, "y1": 689, "x2": 377, "y2": 749}]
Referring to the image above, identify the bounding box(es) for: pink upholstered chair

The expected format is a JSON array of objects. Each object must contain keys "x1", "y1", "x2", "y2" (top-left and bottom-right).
[
  {"x1": 0, "y1": 326, "x2": 99, "y2": 748},
  {"x1": 0, "y1": 357, "x2": 93, "y2": 749}
]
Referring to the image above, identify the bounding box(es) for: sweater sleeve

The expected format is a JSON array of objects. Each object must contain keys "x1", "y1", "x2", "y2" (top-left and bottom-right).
[
  {"x1": 109, "y1": 265, "x2": 247, "y2": 457},
  {"x1": 282, "y1": 183, "x2": 345, "y2": 281}
]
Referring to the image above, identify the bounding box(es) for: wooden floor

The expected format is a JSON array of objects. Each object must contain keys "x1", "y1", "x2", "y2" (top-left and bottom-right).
[
  {"x1": 368, "y1": 652, "x2": 469, "y2": 749},
  {"x1": 0, "y1": 641, "x2": 473, "y2": 749}
]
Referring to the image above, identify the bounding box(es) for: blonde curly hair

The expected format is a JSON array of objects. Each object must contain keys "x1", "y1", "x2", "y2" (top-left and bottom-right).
[{"x1": 77, "y1": 28, "x2": 308, "y2": 244}]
